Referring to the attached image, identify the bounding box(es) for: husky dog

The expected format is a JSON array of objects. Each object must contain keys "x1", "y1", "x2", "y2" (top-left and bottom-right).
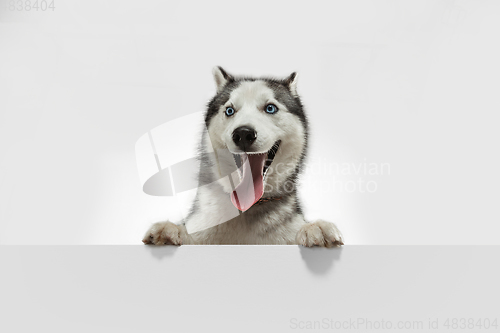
[{"x1": 143, "y1": 67, "x2": 343, "y2": 247}]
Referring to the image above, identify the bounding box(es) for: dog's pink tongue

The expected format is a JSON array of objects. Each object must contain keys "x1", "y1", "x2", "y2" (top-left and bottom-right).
[{"x1": 230, "y1": 154, "x2": 266, "y2": 212}]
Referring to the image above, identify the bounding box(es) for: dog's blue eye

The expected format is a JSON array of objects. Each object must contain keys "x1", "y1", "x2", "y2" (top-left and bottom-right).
[
  {"x1": 265, "y1": 104, "x2": 278, "y2": 114},
  {"x1": 225, "y1": 107, "x2": 235, "y2": 116}
]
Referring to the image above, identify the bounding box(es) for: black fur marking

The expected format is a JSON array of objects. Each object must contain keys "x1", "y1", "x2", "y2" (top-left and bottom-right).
[
  {"x1": 205, "y1": 74, "x2": 307, "y2": 127},
  {"x1": 205, "y1": 80, "x2": 241, "y2": 124},
  {"x1": 262, "y1": 78, "x2": 307, "y2": 125}
]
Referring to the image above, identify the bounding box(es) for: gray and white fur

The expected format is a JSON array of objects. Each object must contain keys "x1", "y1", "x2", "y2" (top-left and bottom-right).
[{"x1": 143, "y1": 67, "x2": 343, "y2": 247}]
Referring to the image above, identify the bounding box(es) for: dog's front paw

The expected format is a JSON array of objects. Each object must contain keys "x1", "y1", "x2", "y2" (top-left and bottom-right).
[
  {"x1": 296, "y1": 220, "x2": 344, "y2": 248},
  {"x1": 142, "y1": 221, "x2": 184, "y2": 245}
]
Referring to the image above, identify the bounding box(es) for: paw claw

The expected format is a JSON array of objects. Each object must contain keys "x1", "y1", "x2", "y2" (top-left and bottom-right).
[
  {"x1": 296, "y1": 221, "x2": 344, "y2": 248},
  {"x1": 142, "y1": 222, "x2": 184, "y2": 246}
]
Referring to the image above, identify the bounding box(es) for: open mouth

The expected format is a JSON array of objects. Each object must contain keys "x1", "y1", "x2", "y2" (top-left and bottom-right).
[{"x1": 230, "y1": 140, "x2": 281, "y2": 212}]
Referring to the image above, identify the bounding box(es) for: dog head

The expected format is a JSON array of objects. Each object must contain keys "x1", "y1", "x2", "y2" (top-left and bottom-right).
[{"x1": 203, "y1": 67, "x2": 308, "y2": 211}]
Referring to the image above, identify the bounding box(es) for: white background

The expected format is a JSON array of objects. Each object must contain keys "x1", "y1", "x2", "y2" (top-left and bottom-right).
[{"x1": 1, "y1": 0, "x2": 500, "y2": 244}]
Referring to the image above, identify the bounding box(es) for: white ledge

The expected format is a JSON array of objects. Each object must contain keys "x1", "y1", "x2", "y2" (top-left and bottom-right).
[{"x1": 1, "y1": 246, "x2": 498, "y2": 332}]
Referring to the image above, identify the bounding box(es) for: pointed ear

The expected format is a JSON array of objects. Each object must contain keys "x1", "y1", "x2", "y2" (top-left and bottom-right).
[
  {"x1": 212, "y1": 66, "x2": 233, "y2": 92},
  {"x1": 284, "y1": 72, "x2": 299, "y2": 96}
]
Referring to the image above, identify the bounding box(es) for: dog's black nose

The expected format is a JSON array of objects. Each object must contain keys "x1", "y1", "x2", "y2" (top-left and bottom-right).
[{"x1": 232, "y1": 126, "x2": 257, "y2": 151}]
